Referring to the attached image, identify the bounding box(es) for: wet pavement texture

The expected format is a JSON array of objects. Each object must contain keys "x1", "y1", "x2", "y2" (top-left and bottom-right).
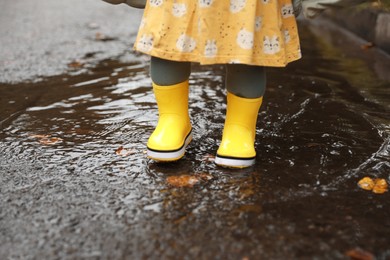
[
  {"x1": 1, "y1": 7, "x2": 390, "y2": 260},
  {"x1": 0, "y1": 0, "x2": 143, "y2": 83}
]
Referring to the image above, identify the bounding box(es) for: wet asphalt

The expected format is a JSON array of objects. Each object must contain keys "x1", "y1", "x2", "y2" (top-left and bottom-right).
[
  {"x1": 0, "y1": 0, "x2": 143, "y2": 83},
  {"x1": 1, "y1": 1, "x2": 390, "y2": 259}
]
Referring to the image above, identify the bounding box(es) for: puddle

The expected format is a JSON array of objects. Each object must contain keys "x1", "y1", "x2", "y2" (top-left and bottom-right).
[{"x1": 1, "y1": 22, "x2": 389, "y2": 259}]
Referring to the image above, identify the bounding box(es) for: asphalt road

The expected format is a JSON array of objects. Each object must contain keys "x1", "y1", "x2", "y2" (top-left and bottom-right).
[{"x1": 0, "y1": 0, "x2": 143, "y2": 83}]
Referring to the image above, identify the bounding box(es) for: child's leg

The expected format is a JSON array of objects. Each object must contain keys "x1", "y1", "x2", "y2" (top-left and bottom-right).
[
  {"x1": 215, "y1": 64, "x2": 265, "y2": 168},
  {"x1": 147, "y1": 57, "x2": 192, "y2": 161},
  {"x1": 225, "y1": 64, "x2": 266, "y2": 98},
  {"x1": 150, "y1": 56, "x2": 191, "y2": 86}
]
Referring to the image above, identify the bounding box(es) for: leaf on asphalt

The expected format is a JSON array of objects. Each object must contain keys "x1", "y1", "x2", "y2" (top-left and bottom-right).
[
  {"x1": 358, "y1": 177, "x2": 388, "y2": 194},
  {"x1": 361, "y1": 42, "x2": 375, "y2": 50},
  {"x1": 68, "y1": 60, "x2": 84, "y2": 68},
  {"x1": 115, "y1": 146, "x2": 135, "y2": 156},
  {"x1": 95, "y1": 32, "x2": 117, "y2": 42},
  {"x1": 345, "y1": 248, "x2": 374, "y2": 260}
]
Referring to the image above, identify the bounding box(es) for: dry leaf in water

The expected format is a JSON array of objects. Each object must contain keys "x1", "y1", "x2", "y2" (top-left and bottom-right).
[
  {"x1": 360, "y1": 42, "x2": 374, "y2": 50},
  {"x1": 345, "y1": 248, "x2": 374, "y2": 260},
  {"x1": 358, "y1": 177, "x2": 388, "y2": 194},
  {"x1": 372, "y1": 178, "x2": 388, "y2": 194},
  {"x1": 39, "y1": 137, "x2": 63, "y2": 145},
  {"x1": 115, "y1": 146, "x2": 135, "y2": 156},
  {"x1": 358, "y1": 177, "x2": 375, "y2": 191},
  {"x1": 31, "y1": 134, "x2": 63, "y2": 145},
  {"x1": 166, "y1": 175, "x2": 200, "y2": 188},
  {"x1": 202, "y1": 154, "x2": 215, "y2": 162},
  {"x1": 198, "y1": 173, "x2": 213, "y2": 181}
]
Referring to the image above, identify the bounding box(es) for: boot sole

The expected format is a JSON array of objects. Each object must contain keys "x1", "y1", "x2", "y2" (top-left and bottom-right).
[
  {"x1": 215, "y1": 154, "x2": 255, "y2": 168},
  {"x1": 147, "y1": 130, "x2": 192, "y2": 162}
]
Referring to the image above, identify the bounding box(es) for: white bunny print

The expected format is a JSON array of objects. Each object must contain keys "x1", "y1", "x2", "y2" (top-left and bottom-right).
[
  {"x1": 236, "y1": 29, "x2": 254, "y2": 49},
  {"x1": 137, "y1": 34, "x2": 154, "y2": 52},
  {"x1": 149, "y1": 0, "x2": 163, "y2": 7},
  {"x1": 199, "y1": 0, "x2": 213, "y2": 8},
  {"x1": 204, "y1": 40, "x2": 218, "y2": 58},
  {"x1": 172, "y1": 3, "x2": 187, "y2": 17},
  {"x1": 281, "y1": 4, "x2": 294, "y2": 18},
  {"x1": 263, "y1": 35, "x2": 280, "y2": 54},
  {"x1": 176, "y1": 34, "x2": 197, "y2": 52},
  {"x1": 230, "y1": 0, "x2": 246, "y2": 13}
]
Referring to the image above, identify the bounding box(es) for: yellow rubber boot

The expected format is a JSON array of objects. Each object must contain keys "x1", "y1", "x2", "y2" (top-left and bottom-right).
[
  {"x1": 215, "y1": 92, "x2": 263, "y2": 168},
  {"x1": 147, "y1": 80, "x2": 192, "y2": 161}
]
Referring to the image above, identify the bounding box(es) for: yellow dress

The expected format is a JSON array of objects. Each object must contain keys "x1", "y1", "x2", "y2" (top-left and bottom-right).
[{"x1": 134, "y1": 0, "x2": 301, "y2": 67}]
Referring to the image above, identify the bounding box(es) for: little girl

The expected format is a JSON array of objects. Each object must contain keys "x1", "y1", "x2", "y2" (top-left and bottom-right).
[
  {"x1": 103, "y1": 0, "x2": 368, "y2": 168},
  {"x1": 105, "y1": 0, "x2": 302, "y2": 168}
]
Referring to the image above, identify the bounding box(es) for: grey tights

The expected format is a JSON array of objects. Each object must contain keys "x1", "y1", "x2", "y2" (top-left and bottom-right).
[{"x1": 150, "y1": 56, "x2": 266, "y2": 98}]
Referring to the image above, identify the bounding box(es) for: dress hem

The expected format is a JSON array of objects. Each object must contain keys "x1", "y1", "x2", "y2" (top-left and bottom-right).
[{"x1": 133, "y1": 46, "x2": 302, "y2": 68}]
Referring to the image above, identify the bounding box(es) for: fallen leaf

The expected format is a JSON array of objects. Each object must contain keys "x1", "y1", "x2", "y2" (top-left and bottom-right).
[
  {"x1": 68, "y1": 60, "x2": 84, "y2": 68},
  {"x1": 198, "y1": 173, "x2": 213, "y2": 181},
  {"x1": 30, "y1": 134, "x2": 63, "y2": 145},
  {"x1": 358, "y1": 177, "x2": 375, "y2": 191},
  {"x1": 345, "y1": 248, "x2": 374, "y2": 260},
  {"x1": 361, "y1": 42, "x2": 375, "y2": 50},
  {"x1": 202, "y1": 154, "x2": 215, "y2": 162},
  {"x1": 115, "y1": 146, "x2": 135, "y2": 156},
  {"x1": 166, "y1": 175, "x2": 200, "y2": 188},
  {"x1": 39, "y1": 137, "x2": 63, "y2": 145},
  {"x1": 372, "y1": 178, "x2": 388, "y2": 194},
  {"x1": 95, "y1": 32, "x2": 117, "y2": 42}
]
